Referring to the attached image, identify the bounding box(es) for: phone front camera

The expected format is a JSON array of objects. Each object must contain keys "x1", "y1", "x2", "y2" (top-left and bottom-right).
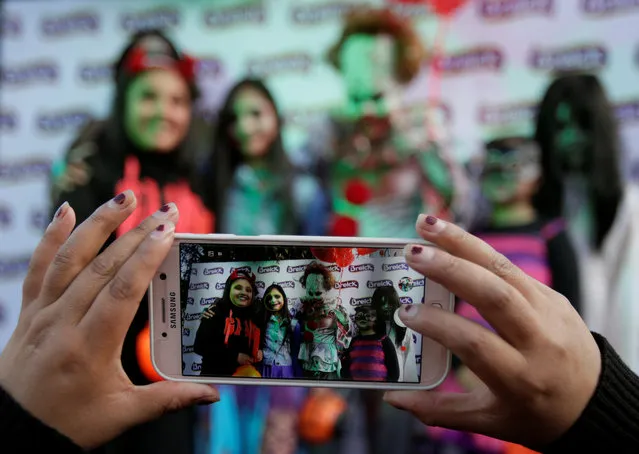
[
  {"x1": 160, "y1": 273, "x2": 166, "y2": 280},
  {"x1": 161, "y1": 332, "x2": 167, "y2": 338}
]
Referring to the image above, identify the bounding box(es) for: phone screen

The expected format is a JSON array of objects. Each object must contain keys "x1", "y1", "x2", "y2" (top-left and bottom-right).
[{"x1": 179, "y1": 242, "x2": 426, "y2": 384}]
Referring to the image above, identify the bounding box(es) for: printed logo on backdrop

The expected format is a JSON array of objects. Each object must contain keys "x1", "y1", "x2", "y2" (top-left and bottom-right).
[
  {"x1": 231, "y1": 266, "x2": 252, "y2": 275},
  {"x1": 528, "y1": 45, "x2": 607, "y2": 71},
  {"x1": 0, "y1": 110, "x2": 18, "y2": 133},
  {"x1": 41, "y1": 11, "x2": 99, "y2": 37},
  {"x1": 390, "y1": 3, "x2": 430, "y2": 18},
  {"x1": 0, "y1": 159, "x2": 52, "y2": 182},
  {"x1": 287, "y1": 264, "x2": 307, "y2": 273},
  {"x1": 399, "y1": 297, "x2": 413, "y2": 304},
  {"x1": 197, "y1": 58, "x2": 224, "y2": 79},
  {"x1": 187, "y1": 297, "x2": 194, "y2": 305},
  {"x1": 478, "y1": 102, "x2": 538, "y2": 126},
  {"x1": 478, "y1": 0, "x2": 553, "y2": 20},
  {"x1": 258, "y1": 265, "x2": 280, "y2": 274},
  {"x1": 184, "y1": 312, "x2": 202, "y2": 322},
  {"x1": 203, "y1": 266, "x2": 224, "y2": 275},
  {"x1": 350, "y1": 297, "x2": 372, "y2": 307},
  {"x1": 120, "y1": 7, "x2": 180, "y2": 33},
  {"x1": 615, "y1": 100, "x2": 639, "y2": 124},
  {"x1": 581, "y1": 0, "x2": 639, "y2": 16},
  {"x1": 436, "y1": 47, "x2": 504, "y2": 74},
  {"x1": 30, "y1": 209, "x2": 48, "y2": 231},
  {"x1": 335, "y1": 280, "x2": 359, "y2": 290},
  {"x1": 382, "y1": 262, "x2": 410, "y2": 272},
  {"x1": 191, "y1": 362, "x2": 202, "y2": 372},
  {"x1": 36, "y1": 109, "x2": 92, "y2": 135},
  {"x1": 199, "y1": 297, "x2": 216, "y2": 307},
  {"x1": 189, "y1": 282, "x2": 209, "y2": 291},
  {"x1": 182, "y1": 345, "x2": 194, "y2": 354},
  {"x1": 256, "y1": 281, "x2": 266, "y2": 290},
  {"x1": 215, "y1": 282, "x2": 226, "y2": 291},
  {"x1": 0, "y1": 256, "x2": 31, "y2": 279},
  {"x1": 191, "y1": 268, "x2": 198, "y2": 276},
  {"x1": 204, "y1": 4, "x2": 265, "y2": 28},
  {"x1": 1, "y1": 61, "x2": 59, "y2": 86},
  {"x1": 247, "y1": 53, "x2": 313, "y2": 77},
  {"x1": 78, "y1": 62, "x2": 113, "y2": 84},
  {"x1": 291, "y1": 2, "x2": 372, "y2": 25},
  {"x1": 1, "y1": 14, "x2": 22, "y2": 38},
  {"x1": 182, "y1": 327, "x2": 191, "y2": 337},
  {"x1": 348, "y1": 263, "x2": 374, "y2": 273},
  {"x1": 277, "y1": 280, "x2": 296, "y2": 289},
  {"x1": 367, "y1": 279, "x2": 394, "y2": 289},
  {"x1": 0, "y1": 205, "x2": 12, "y2": 229}
]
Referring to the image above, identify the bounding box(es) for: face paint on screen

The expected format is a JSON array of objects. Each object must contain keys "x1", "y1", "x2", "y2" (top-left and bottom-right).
[{"x1": 179, "y1": 243, "x2": 425, "y2": 384}]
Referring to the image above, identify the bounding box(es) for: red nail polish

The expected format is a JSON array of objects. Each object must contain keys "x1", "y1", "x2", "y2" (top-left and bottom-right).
[
  {"x1": 160, "y1": 204, "x2": 171, "y2": 212},
  {"x1": 411, "y1": 246, "x2": 423, "y2": 255},
  {"x1": 156, "y1": 224, "x2": 165, "y2": 232},
  {"x1": 113, "y1": 193, "x2": 126, "y2": 204},
  {"x1": 425, "y1": 216, "x2": 437, "y2": 226}
]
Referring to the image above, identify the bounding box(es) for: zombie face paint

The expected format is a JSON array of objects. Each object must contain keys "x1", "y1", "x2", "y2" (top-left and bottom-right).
[
  {"x1": 264, "y1": 288, "x2": 284, "y2": 312},
  {"x1": 553, "y1": 102, "x2": 590, "y2": 172}
]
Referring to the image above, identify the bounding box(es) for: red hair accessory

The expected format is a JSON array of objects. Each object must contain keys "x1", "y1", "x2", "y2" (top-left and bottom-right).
[
  {"x1": 229, "y1": 269, "x2": 256, "y2": 284},
  {"x1": 123, "y1": 46, "x2": 197, "y2": 82}
]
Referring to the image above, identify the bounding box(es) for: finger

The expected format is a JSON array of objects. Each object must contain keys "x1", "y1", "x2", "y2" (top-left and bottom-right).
[
  {"x1": 80, "y1": 222, "x2": 175, "y2": 351},
  {"x1": 127, "y1": 381, "x2": 219, "y2": 426},
  {"x1": 398, "y1": 304, "x2": 526, "y2": 394},
  {"x1": 384, "y1": 388, "x2": 498, "y2": 437},
  {"x1": 61, "y1": 203, "x2": 179, "y2": 323},
  {"x1": 415, "y1": 215, "x2": 543, "y2": 299},
  {"x1": 405, "y1": 244, "x2": 541, "y2": 345},
  {"x1": 39, "y1": 190, "x2": 136, "y2": 307},
  {"x1": 22, "y1": 202, "x2": 76, "y2": 306}
]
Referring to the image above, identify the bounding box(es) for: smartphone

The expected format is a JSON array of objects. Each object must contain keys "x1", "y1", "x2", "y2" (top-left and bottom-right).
[{"x1": 149, "y1": 234, "x2": 453, "y2": 390}]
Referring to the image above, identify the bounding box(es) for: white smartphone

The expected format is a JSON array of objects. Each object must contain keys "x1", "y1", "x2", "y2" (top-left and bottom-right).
[{"x1": 149, "y1": 234, "x2": 453, "y2": 390}]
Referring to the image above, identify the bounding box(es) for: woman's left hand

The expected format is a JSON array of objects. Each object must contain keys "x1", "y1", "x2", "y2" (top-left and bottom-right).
[{"x1": 0, "y1": 194, "x2": 219, "y2": 449}]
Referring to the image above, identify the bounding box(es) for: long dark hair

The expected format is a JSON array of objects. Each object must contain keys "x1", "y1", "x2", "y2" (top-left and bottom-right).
[
  {"x1": 206, "y1": 78, "x2": 296, "y2": 233},
  {"x1": 533, "y1": 72, "x2": 622, "y2": 249},
  {"x1": 102, "y1": 29, "x2": 200, "y2": 187},
  {"x1": 371, "y1": 286, "x2": 406, "y2": 347}
]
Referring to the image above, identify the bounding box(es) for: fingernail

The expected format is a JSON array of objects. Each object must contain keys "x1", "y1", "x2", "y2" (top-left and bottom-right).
[
  {"x1": 153, "y1": 203, "x2": 175, "y2": 219},
  {"x1": 53, "y1": 201, "x2": 69, "y2": 220},
  {"x1": 401, "y1": 303, "x2": 420, "y2": 319},
  {"x1": 418, "y1": 214, "x2": 446, "y2": 233},
  {"x1": 108, "y1": 191, "x2": 128, "y2": 208},
  {"x1": 151, "y1": 222, "x2": 175, "y2": 240},
  {"x1": 404, "y1": 244, "x2": 434, "y2": 260}
]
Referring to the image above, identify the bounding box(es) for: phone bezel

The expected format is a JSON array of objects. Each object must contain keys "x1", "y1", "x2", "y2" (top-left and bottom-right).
[{"x1": 150, "y1": 233, "x2": 453, "y2": 390}]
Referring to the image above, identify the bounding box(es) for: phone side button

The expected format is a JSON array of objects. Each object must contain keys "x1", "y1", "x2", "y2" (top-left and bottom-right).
[{"x1": 431, "y1": 303, "x2": 443, "y2": 309}]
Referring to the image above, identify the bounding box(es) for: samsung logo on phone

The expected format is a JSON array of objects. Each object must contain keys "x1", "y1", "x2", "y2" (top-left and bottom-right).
[
  {"x1": 348, "y1": 263, "x2": 374, "y2": 273},
  {"x1": 382, "y1": 263, "x2": 409, "y2": 272},
  {"x1": 203, "y1": 267, "x2": 224, "y2": 275},
  {"x1": 350, "y1": 297, "x2": 372, "y2": 306},
  {"x1": 215, "y1": 282, "x2": 226, "y2": 291},
  {"x1": 287, "y1": 264, "x2": 306, "y2": 273},
  {"x1": 258, "y1": 265, "x2": 280, "y2": 274},
  {"x1": 199, "y1": 297, "x2": 215, "y2": 306},
  {"x1": 169, "y1": 291, "x2": 177, "y2": 329},
  {"x1": 367, "y1": 279, "x2": 394, "y2": 289},
  {"x1": 189, "y1": 282, "x2": 209, "y2": 290},
  {"x1": 232, "y1": 266, "x2": 252, "y2": 274},
  {"x1": 184, "y1": 312, "x2": 202, "y2": 322},
  {"x1": 277, "y1": 280, "x2": 295, "y2": 289},
  {"x1": 335, "y1": 280, "x2": 359, "y2": 289},
  {"x1": 400, "y1": 297, "x2": 414, "y2": 304},
  {"x1": 182, "y1": 345, "x2": 194, "y2": 354}
]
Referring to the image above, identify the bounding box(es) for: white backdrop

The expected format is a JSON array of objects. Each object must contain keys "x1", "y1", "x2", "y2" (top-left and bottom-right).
[
  {"x1": 2, "y1": 0, "x2": 639, "y2": 350},
  {"x1": 182, "y1": 252, "x2": 425, "y2": 378}
]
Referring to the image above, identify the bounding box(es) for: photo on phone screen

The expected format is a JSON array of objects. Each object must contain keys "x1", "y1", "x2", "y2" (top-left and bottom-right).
[{"x1": 179, "y1": 243, "x2": 427, "y2": 384}]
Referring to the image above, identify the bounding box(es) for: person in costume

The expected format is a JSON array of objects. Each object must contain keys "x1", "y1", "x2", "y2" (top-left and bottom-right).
[
  {"x1": 260, "y1": 283, "x2": 303, "y2": 378},
  {"x1": 371, "y1": 285, "x2": 417, "y2": 382},
  {"x1": 341, "y1": 305, "x2": 399, "y2": 382},
  {"x1": 533, "y1": 72, "x2": 639, "y2": 372},
  {"x1": 194, "y1": 269, "x2": 262, "y2": 376},
  {"x1": 297, "y1": 262, "x2": 350, "y2": 379},
  {"x1": 426, "y1": 135, "x2": 581, "y2": 454},
  {"x1": 48, "y1": 29, "x2": 211, "y2": 454},
  {"x1": 304, "y1": 7, "x2": 464, "y2": 238},
  {"x1": 199, "y1": 78, "x2": 327, "y2": 454}
]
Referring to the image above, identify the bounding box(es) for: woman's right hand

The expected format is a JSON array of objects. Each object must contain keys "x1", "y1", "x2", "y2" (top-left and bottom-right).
[
  {"x1": 202, "y1": 307, "x2": 216, "y2": 319},
  {"x1": 238, "y1": 353, "x2": 253, "y2": 366}
]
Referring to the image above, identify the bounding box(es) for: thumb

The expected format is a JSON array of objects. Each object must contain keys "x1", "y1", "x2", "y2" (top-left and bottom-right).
[{"x1": 133, "y1": 381, "x2": 220, "y2": 422}]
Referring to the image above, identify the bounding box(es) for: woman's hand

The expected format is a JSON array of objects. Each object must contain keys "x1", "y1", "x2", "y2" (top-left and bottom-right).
[
  {"x1": 202, "y1": 307, "x2": 216, "y2": 319},
  {"x1": 0, "y1": 192, "x2": 219, "y2": 449},
  {"x1": 256, "y1": 350, "x2": 264, "y2": 362},
  {"x1": 384, "y1": 215, "x2": 601, "y2": 449}
]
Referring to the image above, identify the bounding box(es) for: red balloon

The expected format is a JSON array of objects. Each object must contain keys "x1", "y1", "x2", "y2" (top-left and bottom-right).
[
  {"x1": 334, "y1": 248, "x2": 355, "y2": 268},
  {"x1": 330, "y1": 215, "x2": 358, "y2": 237},
  {"x1": 310, "y1": 247, "x2": 337, "y2": 263},
  {"x1": 427, "y1": 0, "x2": 468, "y2": 16},
  {"x1": 344, "y1": 179, "x2": 372, "y2": 205}
]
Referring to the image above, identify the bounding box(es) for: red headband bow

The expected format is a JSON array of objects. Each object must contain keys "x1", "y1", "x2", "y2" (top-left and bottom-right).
[
  {"x1": 124, "y1": 46, "x2": 197, "y2": 82},
  {"x1": 229, "y1": 269, "x2": 256, "y2": 284}
]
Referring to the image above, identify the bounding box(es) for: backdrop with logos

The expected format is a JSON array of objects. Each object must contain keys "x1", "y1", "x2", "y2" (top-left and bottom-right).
[{"x1": 2, "y1": 0, "x2": 639, "y2": 350}]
